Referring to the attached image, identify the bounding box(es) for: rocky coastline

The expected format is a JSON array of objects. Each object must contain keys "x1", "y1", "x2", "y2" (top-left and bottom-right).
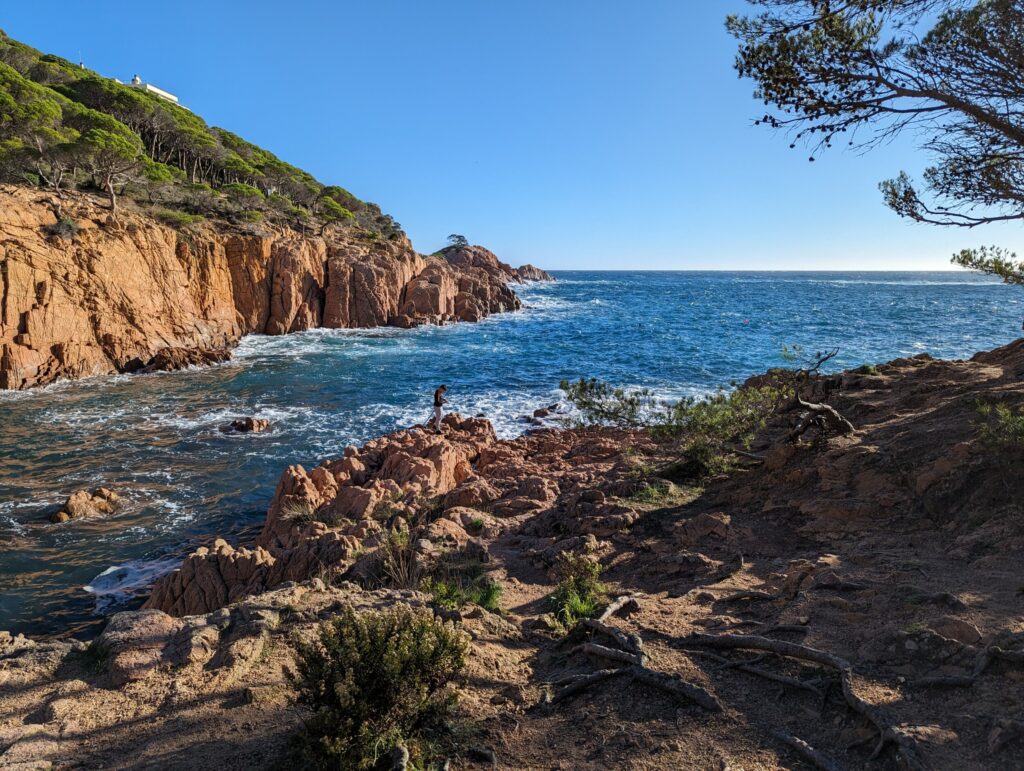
[
  {"x1": 3, "y1": 340, "x2": 1023, "y2": 768},
  {"x1": 0, "y1": 185, "x2": 551, "y2": 390}
]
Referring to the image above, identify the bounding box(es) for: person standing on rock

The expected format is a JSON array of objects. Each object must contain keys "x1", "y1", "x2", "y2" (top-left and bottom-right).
[{"x1": 432, "y1": 385, "x2": 448, "y2": 433}]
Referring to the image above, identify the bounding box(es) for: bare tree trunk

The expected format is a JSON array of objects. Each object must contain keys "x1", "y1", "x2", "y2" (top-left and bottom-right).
[{"x1": 105, "y1": 174, "x2": 118, "y2": 215}]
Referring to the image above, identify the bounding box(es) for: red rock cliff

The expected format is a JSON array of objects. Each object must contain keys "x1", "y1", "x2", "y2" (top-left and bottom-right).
[{"x1": 0, "y1": 186, "x2": 545, "y2": 389}]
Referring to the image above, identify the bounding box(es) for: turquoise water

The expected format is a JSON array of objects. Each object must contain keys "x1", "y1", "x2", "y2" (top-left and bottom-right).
[{"x1": 0, "y1": 271, "x2": 1019, "y2": 637}]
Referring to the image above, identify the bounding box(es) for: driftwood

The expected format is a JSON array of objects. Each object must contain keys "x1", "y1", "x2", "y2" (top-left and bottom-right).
[
  {"x1": 682, "y1": 633, "x2": 924, "y2": 769},
  {"x1": 770, "y1": 729, "x2": 847, "y2": 771}
]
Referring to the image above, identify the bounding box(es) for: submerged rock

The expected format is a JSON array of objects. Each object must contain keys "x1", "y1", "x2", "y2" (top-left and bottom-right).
[
  {"x1": 225, "y1": 417, "x2": 271, "y2": 433},
  {"x1": 133, "y1": 347, "x2": 233, "y2": 374},
  {"x1": 49, "y1": 487, "x2": 121, "y2": 523}
]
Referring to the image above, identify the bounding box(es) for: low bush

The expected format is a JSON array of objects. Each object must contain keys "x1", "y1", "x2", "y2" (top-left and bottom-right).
[
  {"x1": 289, "y1": 605, "x2": 468, "y2": 770},
  {"x1": 45, "y1": 217, "x2": 79, "y2": 240},
  {"x1": 155, "y1": 209, "x2": 204, "y2": 228},
  {"x1": 380, "y1": 527, "x2": 421, "y2": 590},
  {"x1": 977, "y1": 401, "x2": 1024, "y2": 453},
  {"x1": 629, "y1": 482, "x2": 668, "y2": 504},
  {"x1": 549, "y1": 551, "x2": 605, "y2": 627},
  {"x1": 423, "y1": 552, "x2": 502, "y2": 613}
]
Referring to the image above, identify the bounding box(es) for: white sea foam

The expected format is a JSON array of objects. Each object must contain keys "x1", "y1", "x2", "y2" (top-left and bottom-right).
[{"x1": 84, "y1": 558, "x2": 181, "y2": 613}]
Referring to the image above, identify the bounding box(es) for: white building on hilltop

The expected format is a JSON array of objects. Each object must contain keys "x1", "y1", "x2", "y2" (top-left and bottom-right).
[{"x1": 116, "y1": 74, "x2": 180, "y2": 105}]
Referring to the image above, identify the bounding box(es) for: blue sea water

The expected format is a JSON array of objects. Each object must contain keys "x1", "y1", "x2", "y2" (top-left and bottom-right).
[{"x1": 0, "y1": 271, "x2": 1019, "y2": 637}]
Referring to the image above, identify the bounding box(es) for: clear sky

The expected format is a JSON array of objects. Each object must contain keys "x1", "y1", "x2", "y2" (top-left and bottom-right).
[{"x1": 3, "y1": 1, "x2": 1020, "y2": 270}]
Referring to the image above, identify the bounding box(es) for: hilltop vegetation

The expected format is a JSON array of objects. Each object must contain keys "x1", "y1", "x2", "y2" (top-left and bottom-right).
[{"x1": 0, "y1": 29, "x2": 399, "y2": 237}]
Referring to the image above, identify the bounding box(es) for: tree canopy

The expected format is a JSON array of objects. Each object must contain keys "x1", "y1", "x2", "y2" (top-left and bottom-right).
[
  {"x1": 0, "y1": 29, "x2": 402, "y2": 237},
  {"x1": 728, "y1": 0, "x2": 1024, "y2": 283}
]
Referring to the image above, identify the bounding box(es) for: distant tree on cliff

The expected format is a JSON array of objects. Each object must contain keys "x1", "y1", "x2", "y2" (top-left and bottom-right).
[
  {"x1": 318, "y1": 195, "x2": 355, "y2": 236},
  {"x1": 79, "y1": 127, "x2": 144, "y2": 215},
  {"x1": 728, "y1": 0, "x2": 1024, "y2": 286},
  {"x1": 447, "y1": 233, "x2": 469, "y2": 248}
]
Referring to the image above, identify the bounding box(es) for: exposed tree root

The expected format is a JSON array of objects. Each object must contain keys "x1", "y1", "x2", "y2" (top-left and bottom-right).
[
  {"x1": 598, "y1": 595, "x2": 641, "y2": 621},
  {"x1": 682, "y1": 633, "x2": 925, "y2": 769},
  {"x1": 770, "y1": 729, "x2": 846, "y2": 771},
  {"x1": 544, "y1": 616, "x2": 721, "y2": 712},
  {"x1": 574, "y1": 641, "x2": 645, "y2": 667},
  {"x1": 544, "y1": 668, "x2": 623, "y2": 704},
  {"x1": 625, "y1": 665, "x2": 722, "y2": 712},
  {"x1": 579, "y1": 618, "x2": 646, "y2": 660},
  {"x1": 684, "y1": 649, "x2": 825, "y2": 699},
  {"x1": 917, "y1": 643, "x2": 1024, "y2": 688},
  {"x1": 788, "y1": 396, "x2": 856, "y2": 442},
  {"x1": 719, "y1": 590, "x2": 782, "y2": 603}
]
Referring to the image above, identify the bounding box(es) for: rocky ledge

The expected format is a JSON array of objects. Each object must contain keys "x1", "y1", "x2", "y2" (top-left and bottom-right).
[
  {"x1": 0, "y1": 185, "x2": 551, "y2": 390},
  {"x1": 4, "y1": 341, "x2": 1024, "y2": 769}
]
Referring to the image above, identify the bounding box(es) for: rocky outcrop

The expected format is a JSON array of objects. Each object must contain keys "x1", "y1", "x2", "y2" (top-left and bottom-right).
[
  {"x1": 440, "y1": 244, "x2": 554, "y2": 284},
  {"x1": 0, "y1": 187, "x2": 548, "y2": 390},
  {"x1": 515, "y1": 263, "x2": 555, "y2": 282},
  {"x1": 145, "y1": 414, "x2": 639, "y2": 617}
]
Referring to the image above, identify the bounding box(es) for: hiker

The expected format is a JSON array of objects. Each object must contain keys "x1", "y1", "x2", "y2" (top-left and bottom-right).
[{"x1": 432, "y1": 384, "x2": 447, "y2": 433}]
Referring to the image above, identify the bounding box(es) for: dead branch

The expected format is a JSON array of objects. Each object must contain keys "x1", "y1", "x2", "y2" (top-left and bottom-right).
[
  {"x1": 682, "y1": 633, "x2": 924, "y2": 769},
  {"x1": 598, "y1": 595, "x2": 641, "y2": 621},
  {"x1": 770, "y1": 729, "x2": 847, "y2": 771}
]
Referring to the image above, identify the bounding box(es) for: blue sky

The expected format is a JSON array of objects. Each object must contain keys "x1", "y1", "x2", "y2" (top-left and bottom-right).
[{"x1": 3, "y1": 1, "x2": 1020, "y2": 269}]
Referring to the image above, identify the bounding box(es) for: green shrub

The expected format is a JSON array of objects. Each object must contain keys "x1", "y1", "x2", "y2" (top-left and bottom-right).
[
  {"x1": 629, "y1": 482, "x2": 667, "y2": 504},
  {"x1": 857, "y1": 364, "x2": 880, "y2": 375},
  {"x1": 977, "y1": 401, "x2": 1024, "y2": 452},
  {"x1": 45, "y1": 217, "x2": 79, "y2": 240},
  {"x1": 241, "y1": 209, "x2": 263, "y2": 222},
  {"x1": 426, "y1": 576, "x2": 502, "y2": 613},
  {"x1": 289, "y1": 605, "x2": 468, "y2": 770},
  {"x1": 155, "y1": 209, "x2": 204, "y2": 228},
  {"x1": 423, "y1": 552, "x2": 501, "y2": 613},
  {"x1": 562, "y1": 378, "x2": 785, "y2": 479},
  {"x1": 549, "y1": 552, "x2": 605, "y2": 627},
  {"x1": 466, "y1": 516, "x2": 485, "y2": 535}
]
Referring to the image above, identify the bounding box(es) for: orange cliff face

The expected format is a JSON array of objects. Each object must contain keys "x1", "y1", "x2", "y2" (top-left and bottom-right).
[{"x1": 0, "y1": 186, "x2": 544, "y2": 390}]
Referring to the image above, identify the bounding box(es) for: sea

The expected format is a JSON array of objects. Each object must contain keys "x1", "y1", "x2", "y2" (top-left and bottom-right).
[{"x1": 0, "y1": 271, "x2": 1019, "y2": 638}]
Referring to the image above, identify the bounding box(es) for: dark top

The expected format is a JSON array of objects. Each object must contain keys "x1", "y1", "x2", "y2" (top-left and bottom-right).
[{"x1": 434, "y1": 388, "x2": 445, "y2": 407}]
